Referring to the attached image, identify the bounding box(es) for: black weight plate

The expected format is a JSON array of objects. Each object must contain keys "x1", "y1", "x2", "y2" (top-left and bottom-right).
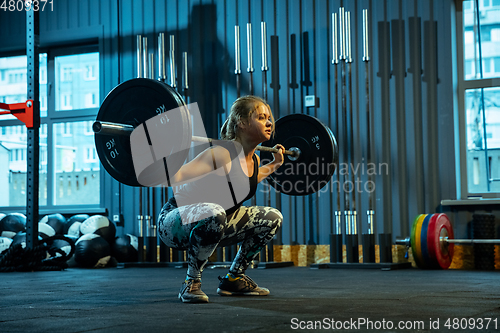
[
  {"x1": 260, "y1": 114, "x2": 338, "y2": 195},
  {"x1": 325, "y1": 126, "x2": 339, "y2": 168},
  {"x1": 95, "y1": 78, "x2": 187, "y2": 186}
]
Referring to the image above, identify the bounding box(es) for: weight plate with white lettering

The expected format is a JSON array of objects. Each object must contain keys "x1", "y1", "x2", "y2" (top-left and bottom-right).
[
  {"x1": 95, "y1": 78, "x2": 188, "y2": 186},
  {"x1": 260, "y1": 114, "x2": 338, "y2": 195}
]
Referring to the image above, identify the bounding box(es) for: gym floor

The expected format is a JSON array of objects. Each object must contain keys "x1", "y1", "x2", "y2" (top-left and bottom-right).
[{"x1": 1, "y1": 266, "x2": 499, "y2": 333}]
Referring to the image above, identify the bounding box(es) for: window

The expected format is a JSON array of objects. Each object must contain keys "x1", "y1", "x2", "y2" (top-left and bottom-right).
[
  {"x1": 55, "y1": 53, "x2": 99, "y2": 111},
  {"x1": 481, "y1": 27, "x2": 491, "y2": 42},
  {"x1": 0, "y1": 47, "x2": 100, "y2": 209},
  {"x1": 61, "y1": 122, "x2": 72, "y2": 136},
  {"x1": 458, "y1": 0, "x2": 500, "y2": 197},
  {"x1": 464, "y1": 30, "x2": 474, "y2": 43},
  {"x1": 484, "y1": 58, "x2": 492, "y2": 73},
  {"x1": 40, "y1": 124, "x2": 47, "y2": 138},
  {"x1": 54, "y1": 121, "x2": 100, "y2": 205},
  {"x1": 492, "y1": 28, "x2": 500, "y2": 41},
  {"x1": 495, "y1": 57, "x2": 500, "y2": 72},
  {"x1": 8, "y1": 72, "x2": 25, "y2": 84},
  {"x1": 0, "y1": 54, "x2": 48, "y2": 119},
  {"x1": 10, "y1": 149, "x2": 24, "y2": 161},
  {"x1": 60, "y1": 67, "x2": 73, "y2": 82},
  {"x1": 40, "y1": 54, "x2": 47, "y2": 84},
  {"x1": 41, "y1": 146, "x2": 47, "y2": 166},
  {"x1": 83, "y1": 120, "x2": 94, "y2": 135},
  {"x1": 84, "y1": 93, "x2": 97, "y2": 108},
  {"x1": 84, "y1": 146, "x2": 98, "y2": 163},
  {"x1": 0, "y1": 125, "x2": 48, "y2": 206},
  {"x1": 60, "y1": 93, "x2": 73, "y2": 110},
  {"x1": 40, "y1": 95, "x2": 47, "y2": 112},
  {"x1": 84, "y1": 65, "x2": 97, "y2": 80}
]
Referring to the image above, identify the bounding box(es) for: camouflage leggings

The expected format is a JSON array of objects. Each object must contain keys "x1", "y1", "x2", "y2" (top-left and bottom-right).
[{"x1": 158, "y1": 201, "x2": 283, "y2": 280}]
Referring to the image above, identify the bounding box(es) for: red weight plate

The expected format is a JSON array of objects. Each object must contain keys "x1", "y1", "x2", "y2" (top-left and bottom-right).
[{"x1": 428, "y1": 213, "x2": 454, "y2": 270}]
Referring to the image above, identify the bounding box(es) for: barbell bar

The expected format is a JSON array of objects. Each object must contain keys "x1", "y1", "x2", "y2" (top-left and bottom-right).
[
  {"x1": 442, "y1": 238, "x2": 499, "y2": 244},
  {"x1": 398, "y1": 236, "x2": 500, "y2": 246},
  {"x1": 396, "y1": 228, "x2": 500, "y2": 246},
  {"x1": 395, "y1": 213, "x2": 500, "y2": 269},
  {"x1": 93, "y1": 120, "x2": 301, "y2": 158},
  {"x1": 93, "y1": 78, "x2": 338, "y2": 194}
]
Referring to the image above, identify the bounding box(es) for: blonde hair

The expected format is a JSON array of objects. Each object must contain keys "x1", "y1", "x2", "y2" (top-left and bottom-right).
[{"x1": 220, "y1": 95, "x2": 275, "y2": 140}]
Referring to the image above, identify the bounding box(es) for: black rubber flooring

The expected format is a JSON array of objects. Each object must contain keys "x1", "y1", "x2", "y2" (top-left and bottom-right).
[{"x1": 1, "y1": 266, "x2": 499, "y2": 332}]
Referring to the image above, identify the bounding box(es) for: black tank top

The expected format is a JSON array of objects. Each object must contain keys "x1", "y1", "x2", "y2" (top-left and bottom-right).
[
  {"x1": 169, "y1": 141, "x2": 259, "y2": 216},
  {"x1": 226, "y1": 153, "x2": 258, "y2": 215}
]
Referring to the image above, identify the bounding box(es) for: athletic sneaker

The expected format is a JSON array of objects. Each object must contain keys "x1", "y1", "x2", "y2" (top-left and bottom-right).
[
  {"x1": 178, "y1": 279, "x2": 209, "y2": 303},
  {"x1": 217, "y1": 273, "x2": 270, "y2": 296}
]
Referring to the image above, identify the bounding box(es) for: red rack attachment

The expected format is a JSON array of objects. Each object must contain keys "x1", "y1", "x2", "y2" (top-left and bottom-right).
[{"x1": 0, "y1": 100, "x2": 35, "y2": 128}]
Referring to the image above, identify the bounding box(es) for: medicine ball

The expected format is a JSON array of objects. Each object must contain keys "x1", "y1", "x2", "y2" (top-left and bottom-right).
[
  {"x1": 0, "y1": 213, "x2": 27, "y2": 238},
  {"x1": 64, "y1": 214, "x2": 89, "y2": 236},
  {"x1": 66, "y1": 222, "x2": 82, "y2": 238},
  {"x1": 112, "y1": 234, "x2": 139, "y2": 262},
  {"x1": 64, "y1": 234, "x2": 79, "y2": 268},
  {"x1": 80, "y1": 215, "x2": 116, "y2": 244},
  {"x1": 11, "y1": 232, "x2": 42, "y2": 249},
  {"x1": 38, "y1": 223, "x2": 56, "y2": 239},
  {"x1": 74, "y1": 234, "x2": 111, "y2": 268},
  {"x1": 48, "y1": 238, "x2": 75, "y2": 260},
  {"x1": 40, "y1": 213, "x2": 66, "y2": 235},
  {"x1": 0, "y1": 236, "x2": 12, "y2": 254}
]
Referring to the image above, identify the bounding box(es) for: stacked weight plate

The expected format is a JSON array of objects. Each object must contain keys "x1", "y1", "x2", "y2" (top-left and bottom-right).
[{"x1": 410, "y1": 213, "x2": 454, "y2": 270}]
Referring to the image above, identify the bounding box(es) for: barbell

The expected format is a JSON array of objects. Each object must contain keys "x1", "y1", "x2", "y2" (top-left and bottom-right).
[
  {"x1": 93, "y1": 121, "x2": 301, "y2": 158},
  {"x1": 93, "y1": 78, "x2": 339, "y2": 195},
  {"x1": 396, "y1": 213, "x2": 499, "y2": 270}
]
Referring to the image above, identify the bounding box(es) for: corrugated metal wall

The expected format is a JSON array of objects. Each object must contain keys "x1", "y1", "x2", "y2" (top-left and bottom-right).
[{"x1": 0, "y1": 0, "x2": 463, "y2": 245}]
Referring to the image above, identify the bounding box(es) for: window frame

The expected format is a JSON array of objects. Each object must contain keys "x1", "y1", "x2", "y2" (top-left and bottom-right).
[
  {"x1": 456, "y1": 0, "x2": 500, "y2": 199},
  {"x1": 0, "y1": 44, "x2": 103, "y2": 212}
]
